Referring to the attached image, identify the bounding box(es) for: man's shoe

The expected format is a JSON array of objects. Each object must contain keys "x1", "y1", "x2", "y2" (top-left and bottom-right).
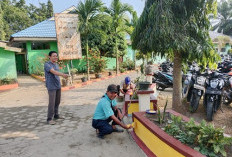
[
  {"x1": 113, "y1": 128, "x2": 124, "y2": 133},
  {"x1": 97, "y1": 134, "x2": 104, "y2": 139},
  {"x1": 47, "y1": 120, "x2": 56, "y2": 125},
  {"x1": 54, "y1": 115, "x2": 65, "y2": 120}
]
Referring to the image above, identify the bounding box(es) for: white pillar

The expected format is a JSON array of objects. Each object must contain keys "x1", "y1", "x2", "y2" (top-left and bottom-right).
[
  {"x1": 137, "y1": 90, "x2": 154, "y2": 111},
  {"x1": 146, "y1": 74, "x2": 153, "y2": 84}
]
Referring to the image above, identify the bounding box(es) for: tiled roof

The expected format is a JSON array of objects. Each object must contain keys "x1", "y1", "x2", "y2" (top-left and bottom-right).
[
  {"x1": 209, "y1": 31, "x2": 232, "y2": 40},
  {"x1": 11, "y1": 19, "x2": 56, "y2": 38}
]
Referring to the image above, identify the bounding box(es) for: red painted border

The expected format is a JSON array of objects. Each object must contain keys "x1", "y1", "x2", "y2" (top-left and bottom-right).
[
  {"x1": 31, "y1": 71, "x2": 135, "y2": 91},
  {"x1": 0, "y1": 83, "x2": 18, "y2": 91},
  {"x1": 132, "y1": 110, "x2": 205, "y2": 157},
  {"x1": 130, "y1": 131, "x2": 157, "y2": 157}
]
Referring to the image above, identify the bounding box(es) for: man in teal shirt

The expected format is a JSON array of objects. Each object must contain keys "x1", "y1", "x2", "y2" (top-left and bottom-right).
[{"x1": 92, "y1": 84, "x2": 132, "y2": 139}]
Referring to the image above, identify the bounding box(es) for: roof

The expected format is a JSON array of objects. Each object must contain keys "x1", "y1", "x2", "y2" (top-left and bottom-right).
[
  {"x1": 209, "y1": 31, "x2": 232, "y2": 40},
  {"x1": 10, "y1": 6, "x2": 77, "y2": 41},
  {"x1": 11, "y1": 20, "x2": 56, "y2": 39},
  {"x1": 0, "y1": 41, "x2": 23, "y2": 53}
]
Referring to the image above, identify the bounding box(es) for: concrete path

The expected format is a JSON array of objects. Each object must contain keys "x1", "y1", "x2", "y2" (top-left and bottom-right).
[{"x1": 0, "y1": 72, "x2": 146, "y2": 157}]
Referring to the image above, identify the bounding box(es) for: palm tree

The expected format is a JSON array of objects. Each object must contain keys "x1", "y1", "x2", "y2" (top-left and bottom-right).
[
  {"x1": 211, "y1": 0, "x2": 232, "y2": 35},
  {"x1": 76, "y1": 0, "x2": 103, "y2": 80},
  {"x1": 105, "y1": 0, "x2": 133, "y2": 74}
]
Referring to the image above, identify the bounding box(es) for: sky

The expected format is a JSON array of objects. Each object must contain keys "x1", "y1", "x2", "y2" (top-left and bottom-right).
[{"x1": 25, "y1": 0, "x2": 145, "y2": 17}]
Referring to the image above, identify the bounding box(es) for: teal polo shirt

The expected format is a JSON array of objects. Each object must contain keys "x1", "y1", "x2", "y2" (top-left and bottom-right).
[{"x1": 93, "y1": 93, "x2": 117, "y2": 120}]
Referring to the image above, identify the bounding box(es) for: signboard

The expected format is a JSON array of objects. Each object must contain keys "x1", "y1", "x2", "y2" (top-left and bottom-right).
[{"x1": 55, "y1": 13, "x2": 82, "y2": 60}]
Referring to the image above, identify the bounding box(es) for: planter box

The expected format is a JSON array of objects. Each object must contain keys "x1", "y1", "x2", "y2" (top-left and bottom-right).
[
  {"x1": 0, "y1": 83, "x2": 18, "y2": 91},
  {"x1": 131, "y1": 110, "x2": 205, "y2": 157}
]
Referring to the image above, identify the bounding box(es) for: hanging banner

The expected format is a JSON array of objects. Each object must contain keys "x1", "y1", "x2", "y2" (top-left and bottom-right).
[{"x1": 55, "y1": 13, "x2": 82, "y2": 60}]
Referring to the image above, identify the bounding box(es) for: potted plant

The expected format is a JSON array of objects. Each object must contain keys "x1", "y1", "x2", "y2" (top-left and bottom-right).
[
  {"x1": 134, "y1": 75, "x2": 150, "y2": 90},
  {"x1": 89, "y1": 50, "x2": 107, "y2": 78},
  {"x1": 81, "y1": 76, "x2": 87, "y2": 82}
]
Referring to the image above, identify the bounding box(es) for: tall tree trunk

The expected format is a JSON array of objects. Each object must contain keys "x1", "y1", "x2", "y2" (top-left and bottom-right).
[
  {"x1": 172, "y1": 52, "x2": 182, "y2": 110},
  {"x1": 86, "y1": 40, "x2": 90, "y2": 80},
  {"x1": 116, "y1": 38, "x2": 119, "y2": 74}
]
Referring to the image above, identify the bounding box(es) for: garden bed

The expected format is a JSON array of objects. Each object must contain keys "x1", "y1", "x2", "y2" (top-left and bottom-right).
[{"x1": 131, "y1": 109, "x2": 232, "y2": 157}]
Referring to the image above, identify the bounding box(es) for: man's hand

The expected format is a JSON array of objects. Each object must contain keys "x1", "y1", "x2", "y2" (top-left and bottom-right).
[
  {"x1": 124, "y1": 124, "x2": 133, "y2": 129},
  {"x1": 63, "y1": 74, "x2": 69, "y2": 78}
]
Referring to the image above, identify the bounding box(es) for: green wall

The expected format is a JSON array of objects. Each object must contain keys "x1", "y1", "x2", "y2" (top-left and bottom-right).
[
  {"x1": 26, "y1": 41, "x2": 58, "y2": 74},
  {"x1": 26, "y1": 41, "x2": 133, "y2": 74},
  {"x1": 0, "y1": 48, "x2": 17, "y2": 79},
  {"x1": 125, "y1": 45, "x2": 135, "y2": 61}
]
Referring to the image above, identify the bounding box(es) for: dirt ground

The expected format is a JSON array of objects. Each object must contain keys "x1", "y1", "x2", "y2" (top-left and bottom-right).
[{"x1": 157, "y1": 88, "x2": 232, "y2": 135}]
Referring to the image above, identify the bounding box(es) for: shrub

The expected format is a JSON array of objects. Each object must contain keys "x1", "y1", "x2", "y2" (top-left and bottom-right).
[
  {"x1": 164, "y1": 116, "x2": 232, "y2": 157},
  {"x1": 120, "y1": 58, "x2": 135, "y2": 70},
  {"x1": 89, "y1": 50, "x2": 107, "y2": 73},
  {"x1": 0, "y1": 77, "x2": 17, "y2": 85}
]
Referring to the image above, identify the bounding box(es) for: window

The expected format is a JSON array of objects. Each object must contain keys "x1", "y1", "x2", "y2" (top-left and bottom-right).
[{"x1": 31, "y1": 42, "x2": 50, "y2": 50}]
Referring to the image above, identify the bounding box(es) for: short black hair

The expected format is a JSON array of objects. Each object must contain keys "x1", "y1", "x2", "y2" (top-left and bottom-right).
[
  {"x1": 48, "y1": 51, "x2": 57, "y2": 56},
  {"x1": 107, "y1": 84, "x2": 118, "y2": 93}
]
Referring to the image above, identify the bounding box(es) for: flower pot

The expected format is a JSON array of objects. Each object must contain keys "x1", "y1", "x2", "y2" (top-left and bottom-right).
[
  {"x1": 95, "y1": 73, "x2": 102, "y2": 78},
  {"x1": 81, "y1": 77, "x2": 87, "y2": 82},
  {"x1": 138, "y1": 81, "x2": 150, "y2": 90}
]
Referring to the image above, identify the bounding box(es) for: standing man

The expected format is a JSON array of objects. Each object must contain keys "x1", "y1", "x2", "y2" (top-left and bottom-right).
[
  {"x1": 92, "y1": 84, "x2": 132, "y2": 139},
  {"x1": 44, "y1": 51, "x2": 68, "y2": 125}
]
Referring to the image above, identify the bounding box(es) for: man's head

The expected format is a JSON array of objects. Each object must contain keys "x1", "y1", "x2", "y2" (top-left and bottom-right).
[
  {"x1": 125, "y1": 77, "x2": 130, "y2": 85},
  {"x1": 106, "y1": 84, "x2": 118, "y2": 100},
  {"x1": 48, "y1": 51, "x2": 58, "y2": 63}
]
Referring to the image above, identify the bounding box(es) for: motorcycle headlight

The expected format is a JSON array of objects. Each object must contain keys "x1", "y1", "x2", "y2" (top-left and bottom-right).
[
  {"x1": 196, "y1": 76, "x2": 206, "y2": 86},
  {"x1": 210, "y1": 79, "x2": 218, "y2": 88}
]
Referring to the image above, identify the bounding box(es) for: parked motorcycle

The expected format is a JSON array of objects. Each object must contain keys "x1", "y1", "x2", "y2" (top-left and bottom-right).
[
  {"x1": 159, "y1": 61, "x2": 173, "y2": 73},
  {"x1": 153, "y1": 71, "x2": 173, "y2": 91},
  {"x1": 203, "y1": 72, "x2": 225, "y2": 121},
  {"x1": 222, "y1": 75, "x2": 232, "y2": 105}
]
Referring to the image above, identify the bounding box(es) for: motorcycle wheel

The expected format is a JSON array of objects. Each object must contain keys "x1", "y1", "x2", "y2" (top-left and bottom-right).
[
  {"x1": 190, "y1": 92, "x2": 200, "y2": 113},
  {"x1": 156, "y1": 84, "x2": 165, "y2": 91},
  {"x1": 206, "y1": 101, "x2": 214, "y2": 121}
]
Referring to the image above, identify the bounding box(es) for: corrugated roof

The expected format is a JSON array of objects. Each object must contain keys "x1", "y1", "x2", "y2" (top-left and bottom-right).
[
  {"x1": 10, "y1": 6, "x2": 77, "y2": 39},
  {"x1": 11, "y1": 19, "x2": 56, "y2": 38}
]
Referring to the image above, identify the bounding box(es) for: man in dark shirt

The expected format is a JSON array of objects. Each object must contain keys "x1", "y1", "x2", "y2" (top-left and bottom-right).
[{"x1": 44, "y1": 51, "x2": 68, "y2": 125}]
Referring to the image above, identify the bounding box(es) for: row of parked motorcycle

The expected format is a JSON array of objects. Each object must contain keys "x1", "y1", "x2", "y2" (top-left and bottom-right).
[{"x1": 153, "y1": 60, "x2": 232, "y2": 121}]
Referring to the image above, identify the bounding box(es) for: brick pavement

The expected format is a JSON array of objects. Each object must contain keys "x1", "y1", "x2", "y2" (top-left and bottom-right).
[{"x1": 0, "y1": 72, "x2": 145, "y2": 157}]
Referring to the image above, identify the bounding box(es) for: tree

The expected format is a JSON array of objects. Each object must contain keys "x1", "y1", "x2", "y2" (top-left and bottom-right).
[
  {"x1": 15, "y1": 0, "x2": 26, "y2": 9},
  {"x1": 105, "y1": 0, "x2": 133, "y2": 74},
  {"x1": 0, "y1": 3, "x2": 6, "y2": 40},
  {"x1": 76, "y1": 0, "x2": 104, "y2": 80},
  {"x1": 211, "y1": 0, "x2": 232, "y2": 35},
  {"x1": 132, "y1": 0, "x2": 219, "y2": 110},
  {"x1": 47, "y1": 0, "x2": 54, "y2": 18}
]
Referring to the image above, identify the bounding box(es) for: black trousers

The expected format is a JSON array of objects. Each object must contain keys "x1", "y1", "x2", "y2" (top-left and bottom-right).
[
  {"x1": 47, "y1": 89, "x2": 61, "y2": 121},
  {"x1": 92, "y1": 108, "x2": 122, "y2": 136}
]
